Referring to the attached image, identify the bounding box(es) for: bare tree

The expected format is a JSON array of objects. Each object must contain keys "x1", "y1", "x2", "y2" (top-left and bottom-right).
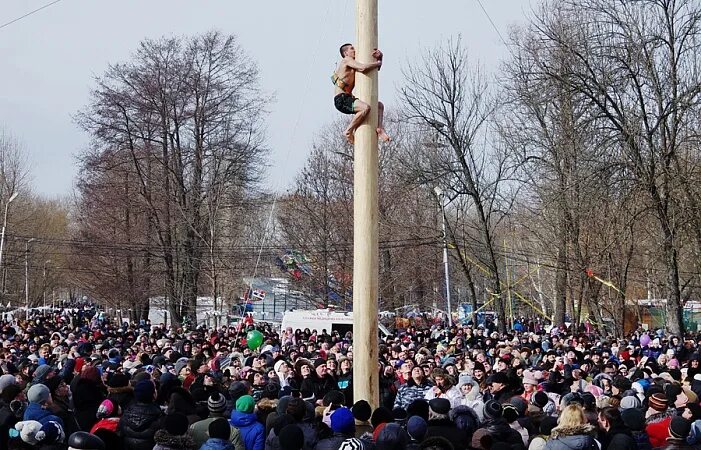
[
  {"x1": 77, "y1": 31, "x2": 269, "y2": 326},
  {"x1": 398, "y1": 37, "x2": 515, "y2": 332}
]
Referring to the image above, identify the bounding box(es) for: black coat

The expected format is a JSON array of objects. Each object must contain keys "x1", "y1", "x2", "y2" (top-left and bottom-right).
[
  {"x1": 601, "y1": 425, "x2": 636, "y2": 450},
  {"x1": 0, "y1": 401, "x2": 19, "y2": 450},
  {"x1": 118, "y1": 401, "x2": 164, "y2": 450},
  {"x1": 300, "y1": 375, "x2": 336, "y2": 403},
  {"x1": 425, "y1": 418, "x2": 470, "y2": 450}
]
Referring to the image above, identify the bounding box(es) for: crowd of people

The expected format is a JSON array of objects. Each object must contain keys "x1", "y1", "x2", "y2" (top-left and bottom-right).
[{"x1": 1, "y1": 307, "x2": 701, "y2": 450}]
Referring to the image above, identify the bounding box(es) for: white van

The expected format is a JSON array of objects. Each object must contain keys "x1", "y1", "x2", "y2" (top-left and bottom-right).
[{"x1": 281, "y1": 309, "x2": 392, "y2": 337}]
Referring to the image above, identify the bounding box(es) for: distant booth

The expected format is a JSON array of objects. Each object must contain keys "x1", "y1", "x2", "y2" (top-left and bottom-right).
[{"x1": 633, "y1": 299, "x2": 701, "y2": 332}]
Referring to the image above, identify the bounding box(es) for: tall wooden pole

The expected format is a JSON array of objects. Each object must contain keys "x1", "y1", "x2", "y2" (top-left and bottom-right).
[{"x1": 353, "y1": 0, "x2": 379, "y2": 408}]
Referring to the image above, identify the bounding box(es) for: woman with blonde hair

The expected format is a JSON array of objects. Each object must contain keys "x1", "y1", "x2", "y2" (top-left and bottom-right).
[{"x1": 544, "y1": 404, "x2": 598, "y2": 450}]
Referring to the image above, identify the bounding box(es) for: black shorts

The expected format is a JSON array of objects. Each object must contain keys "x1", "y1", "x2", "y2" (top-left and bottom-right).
[{"x1": 334, "y1": 93, "x2": 356, "y2": 115}]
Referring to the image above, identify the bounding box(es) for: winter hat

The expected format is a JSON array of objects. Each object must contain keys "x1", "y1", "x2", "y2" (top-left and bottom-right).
[
  {"x1": 621, "y1": 408, "x2": 646, "y2": 431},
  {"x1": 108, "y1": 373, "x2": 130, "y2": 388},
  {"x1": 376, "y1": 422, "x2": 410, "y2": 450},
  {"x1": 649, "y1": 392, "x2": 668, "y2": 412},
  {"x1": 27, "y1": 383, "x2": 51, "y2": 404},
  {"x1": 174, "y1": 358, "x2": 189, "y2": 376},
  {"x1": 473, "y1": 361, "x2": 486, "y2": 372},
  {"x1": 339, "y1": 438, "x2": 367, "y2": 450},
  {"x1": 33, "y1": 365, "x2": 54, "y2": 382},
  {"x1": 352, "y1": 399, "x2": 372, "y2": 422},
  {"x1": 314, "y1": 358, "x2": 327, "y2": 369},
  {"x1": 428, "y1": 398, "x2": 451, "y2": 415},
  {"x1": 229, "y1": 381, "x2": 248, "y2": 401},
  {"x1": 371, "y1": 406, "x2": 394, "y2": 429},
  {"x1": 67, "y1": 431, "x2": 106, "y2": 450},
  {"x1": 279, "y1": 424, "x2": 305, "y2": 450},
  {"x1": 669, "y1": 416, "x2": 692, "y2": 439},
  {"x1": 1, "y1": 384, "x2": 21, "y2": 403},
  {"x1": 0, "y1": 374, "x2": 17, "y2": 393},
  {"x1": 96, "y1": 399, "x2": 115, "y2": 419},
  {"x1": 164, "y1": 413, "x2": 189, "y2": 436},
  {"x1": 208, "y1": 392, "x2": 227, "y2": 414},
  {"x1": 323, "y1": 390, "x2": 346, "y2": 406},
  {"x1": 483, "y1": 400, "x2": 503, "y2": 420},
  {"x1": 208, "y1": 418, "x2": 231, "y2": 440},
  {"x1": 531, "y1": 391, "x2": 549, "y2": 409},
  {"x1": 331, "y1": 407, "x2": 356, "y2": 434},
  {"x1": 502, "y1": 404, "x2": 519, "y2": 423},
  {"x1": 134, "y1": 380, "x2": 155, "y2": 402},
  {"x1": 392, "y1": 407, "x2": 408, "y2": 423},
  {"x1": 487, "y1": 372, "x2": 509, "y2": 385},
  {"x1": 522, "y1": 372, "x2": 538, "y2": 386},
  {"x1": 36, "y1": 420, "x2": 64, "y2": 444},
  {"x1": 406, "y1": 415, "x2": 428, "y2": 440},
  {"x1": 620, "y1": 395, "x2": 642, "y2": 410},
  {"x1": 510, "y1": 397, "x2": 528, "y2": 417},
  {"x1": 406, "y1": 399, "x2": 429, "y2": 422},
  {"x1": 236, "y1": 395, "x2": 256, "y2": 413},
  {"x1": 16, "y1": 420, "x2": 42, "y2": 445}
]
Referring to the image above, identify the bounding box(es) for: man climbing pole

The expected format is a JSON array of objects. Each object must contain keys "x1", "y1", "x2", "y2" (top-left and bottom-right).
[{"x1": 332, "y1": 43, "x2": 391, "y2": 144}]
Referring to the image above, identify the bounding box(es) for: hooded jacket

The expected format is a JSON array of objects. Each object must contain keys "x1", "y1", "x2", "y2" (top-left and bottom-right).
[
  {"x1": 118, "y1": 401, "x2": 164, "y2": 450},
  {"x1": 543, "y1": 424, "x2": 598, "y2": 450},
  {"x1": 23, "y1": 402, "x2": 64, "y2": 427},
  {"x1": 230, "y1": 410, "x2": 265, "y2": 450},
  {"x1": 201, "y1": 437, "x2": 236, "y2": 450}
]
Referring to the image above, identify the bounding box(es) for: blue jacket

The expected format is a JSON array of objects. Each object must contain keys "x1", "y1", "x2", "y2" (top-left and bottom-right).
[
  {"x1": 24, "y1": 402, "x2": 64, "y2": 427},
  {"x1": 200, "y1": 437, "x2": 235, "y2": 450},
  {"x1": 230, "y1": 411, "x2": 264, "y2": 450}
]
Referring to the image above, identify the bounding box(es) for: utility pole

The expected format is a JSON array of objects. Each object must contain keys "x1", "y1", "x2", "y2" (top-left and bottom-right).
[
  {"x1": 25, "y1": 238, "x2": 35, "y2": 319},
  {"x1": 353, "y1": 0, "x2": 379, "y2": 408}
]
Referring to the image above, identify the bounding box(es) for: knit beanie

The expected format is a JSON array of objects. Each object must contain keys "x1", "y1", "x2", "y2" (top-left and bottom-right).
[
  {"x1": 208, "y1": 418, "x2": 231, "y2": 440},
  {"x1": 620, "y1": 395, "x2": 642, "y2": 410},
  {"x1": 531, "y1": 391, "x2": 549, "y2": 409},
  {"x1": 164, "y1": 413, "x2": 189, "y2": 436},
  {"x1": 406, "y1": 416, "x2": 428, "y2": 440},
  {"x1": 483, "y1": 400, "x2": 503, "y2": 420},
  {"x1": 669, "y1": 416, "x2": 692, "y2": 439},
  {"x1": 314, "y1": 358, "x2": 327, "y2": 369},
  {"x1": 96, "y1": 400, "x2": 115, "y2": 419},
  {"x1": 330, "y1": 407, "x2": 355, "y2": 434},
  {"x1": 134, "y1": 380, "x2": 155, "y2": 403},
  {"x1": 279, "y1": 424, "x2": 305, "y2": 450},
  {"x1": 352, "y1": 400, "x2": 372, "y2": 422},
  {"x1": 35, "y1": 420, "x2": 64, "y2": 444},
  {"x1": 621, "y1": 408, "x2": 646, "y2": 432},
  {"x1": 27, "y1": 384, "x2": 50, "y2": 405},
  {"x1": 236, "y1": 395, "x2": 255, "y2": 414},
  {"x1": 649, "y1": 392, "x2": 668, "y2": 412},
  {"x1": 0, "y1": 374, "x2": 17, "y2": 394},
  {"x1": 208, "y1": 392, "x2": 227, "y2": 414}
]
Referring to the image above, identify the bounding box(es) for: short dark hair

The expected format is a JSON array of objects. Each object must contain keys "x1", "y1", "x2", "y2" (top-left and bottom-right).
[{"x1": 340, "y1": 43, "x2": 352, "y2": 57}]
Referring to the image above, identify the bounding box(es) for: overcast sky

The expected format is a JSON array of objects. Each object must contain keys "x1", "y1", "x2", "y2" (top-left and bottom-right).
[{"x1": 0, "y1": 0, "x2": 531, "y2": 198}]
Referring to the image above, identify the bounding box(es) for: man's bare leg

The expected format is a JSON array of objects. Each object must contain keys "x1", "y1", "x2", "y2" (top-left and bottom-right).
[
  {"x1": 344, "y1": 101, "x2": 370, "y2": 144},
  {"x1": 377, "y1": 101, "x2": 391, "y2": 142}
]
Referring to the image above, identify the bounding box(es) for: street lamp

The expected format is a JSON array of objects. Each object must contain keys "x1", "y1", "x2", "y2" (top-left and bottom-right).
[
  {"x1": 434, "y1": 186, "x2": 453, "y2": 327},
  {"x1": 0, "y1": 191, "x2": 18, "y2": 290},
  {"x1": 25, "y1": 238, "x2": 35, "y2": 319},
  {"x1": 43, "y1": 259, "x2": 51, "y2": 309}
]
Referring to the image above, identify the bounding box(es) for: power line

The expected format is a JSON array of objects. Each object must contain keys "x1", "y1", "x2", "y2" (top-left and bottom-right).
[
  {"x1": 0, "y1": 0, "x2": 63, "y2": 31},
  {"x1": 474, "y1": 0, "x2": 508, "y2": 46}
]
